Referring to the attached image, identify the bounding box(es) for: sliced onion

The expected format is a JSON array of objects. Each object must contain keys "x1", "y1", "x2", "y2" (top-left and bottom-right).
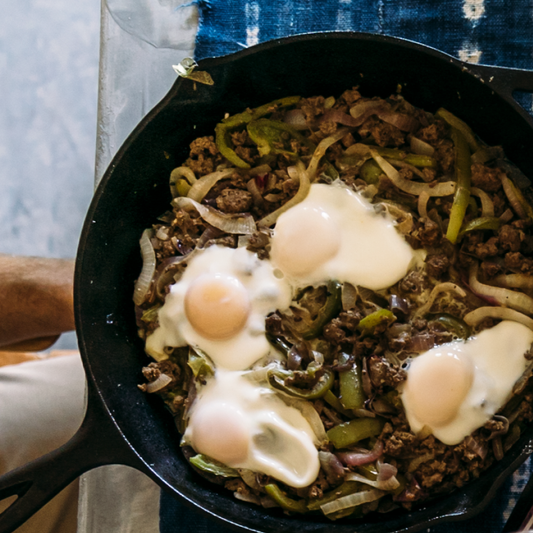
[
  {"x1": 307, "y1": 127, "x2": 351, "y2": 181},
  {"x1": 464, "y1": 306, "x2": 533, "y2": 331},
  {"x1": 337, "y1": 440, "x2": 383, "y2": 466},
  {"x1": 501, "y1": 174, "x2": 527, "y2": 219},
  {"x1": 377, "y1": 110, "x2": 419, "y2": 132},
  {"x1": 418, "y1": 190, "x2": 430, "y2": 219},
  {"x1": 345, "y1": 471, "x2": 400, "y2": 491},
  {"x1": 173, "y1": 196, "x2": 256, "y2": 234},
  {"x1": 283, "y1": 108, "x2": 308, "y2": 130},
  {"x1": 146, "y1": 373, "x2": 172, "y2": 393},
  {"x1": 282, "y1": 396, "x2": 327, "y2": 445},
  {"x1": 410, "y1": 136, "x2": 435, "y2": 156},
  {"x1": 321, "y1": 109, "x2": 363, "y2": 127},
  {"x1": 388, "y1": 158, "x2": 426, "y2": 180},
  {"x1": 370, "y1": 149, "x2": 456, "y2": 197},
  {"x1": 321, "y1": 488, "x2": 385, "y2": 516},
  {"x1": 408, "y1": 332, "x2": 436, "y2": 353},
  {"x1": 471, "y1": 187, "x2": 495, "y2": 218},
  {"x1": 342, "y1": 282, "x2": 357, "y2": 311},
  {"x1": 344, "y1": 143, "x2": 372, "y2": 158},
  {"x1": 318, "y1": 451, "x2": 345, "y2": 479},
  {"x1": 246, "y1": 177, "x2": 265, "y2": 207},
  {"x1": 499, "y1": 208, "x2": 514, "y2": 224},
  {"x1": 154, "y1": 254, "x2": 192, "y2": 298},
  {"x1": 492, "y1": 274, "x2": 533, "y2": 290},
  {"x1": 187, "y1": 168, "x2": 235, "y2": 202},
  {"x1": 234, "y1": 492, "x2": 261, "y2": 505},
  {"x1": 414, "y1": 282, "x2": 466, "y2": 318},
  {"x1": 469, "y1": 262, "x2": 533, "y2": 315},
  {"x1": 350, "y1": 99, "x2": 387, "y2": 120},
  {"x1": 133, "y1": 229, "x2": 156, "y2": 306},
  {"x1": 377, "y1": 460, "x2": 398, "y2": 483},
  {"x1": 258, "y1": 162, "x2": 311, "y2": 227},
  {"x1": 170, "y1": 166, "x2": 197, "y2": 198},
  {"x1": 196, "y1": 225, "x2": 224, "y2": 248}
]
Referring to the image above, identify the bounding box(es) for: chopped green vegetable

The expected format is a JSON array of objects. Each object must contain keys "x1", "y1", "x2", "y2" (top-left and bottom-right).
[
  {"x1": 189, "y1": 454, "x2": 239, "y2": 477},
  {"x1": 427, "y1": 313, "x2": 471, "y2": 339},
  {"x1": 358, "y1": 309, "x2": 396, "y2": 336},
  {"x1": 187, "y1": 347, "x2": 214, "y2": 379},
  {"x1": 307, "y1": 481, "x2": 361, "y2": 511},
  {"x1": 459, "y1": 216, "x2": 501, "y2": 237},
  {"x1": 215, "y1": 96, "x2": 301, "y2": 169},
  {"x1": 268, "y1": 368, "x2": 334, "y2": 400},
  {"x1": 446, "y1": 128, "x2": 472, "y2": 244},
  {"x1": 301, "y1": 281, "x2": 342, "y2": 340},
  {"x1": 141, "y1": 305, "x2": 161, "y2": 323},
  {"x1": 247, "y1": 119, "x2": 314, "y2": 157},
  {"x1": 360, "y1": 159, "x2": 382, "y2": 184},
  {"x1": 327, "y1": 418, "x2": 385, "y2": 449},
  {"x1": 324, "y1": 390, "x2": 354, "y2": 418},
  {"x1": 265, "y1": 484, "x2": 308, "y2": 513},
  {"x1": 436, "y1": 108, "x2": 480, "y2": 152},
  {"x1": 338, "y1": 354, "x2": 365, "y2": 410}
]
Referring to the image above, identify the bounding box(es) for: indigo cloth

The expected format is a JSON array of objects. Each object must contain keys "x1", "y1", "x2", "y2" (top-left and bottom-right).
[{"x1": 160, "y1": 1, "x2": 533, "y2": 531}]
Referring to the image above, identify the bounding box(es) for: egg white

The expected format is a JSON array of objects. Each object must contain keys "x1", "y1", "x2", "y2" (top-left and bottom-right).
[
  {"x1": 145, "y1": 245, "x2": 292, "y2": 371},
  {"x1": 402, "y1": 320, "x2": 533, "y2": 445}
]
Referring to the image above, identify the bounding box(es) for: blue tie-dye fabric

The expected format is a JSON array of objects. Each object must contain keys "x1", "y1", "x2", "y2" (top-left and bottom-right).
[{"x1": 160, "y1": 1, "x2": 533, "y2": 531}]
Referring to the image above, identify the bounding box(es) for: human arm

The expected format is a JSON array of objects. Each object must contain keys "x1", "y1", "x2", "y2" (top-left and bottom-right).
[{"x1": 0, "y1": 255, "x2": 75, "y2": 349}]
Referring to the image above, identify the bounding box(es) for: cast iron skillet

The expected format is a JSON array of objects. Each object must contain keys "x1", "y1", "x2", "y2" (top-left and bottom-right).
[{"x1": 2, "y1": 31, "x2": 533, "y2": 533}]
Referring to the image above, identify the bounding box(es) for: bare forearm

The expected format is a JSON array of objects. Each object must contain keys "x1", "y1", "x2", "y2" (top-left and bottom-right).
[{"x1": 0, "y1": 255, "x2": 75, "y2": 348}]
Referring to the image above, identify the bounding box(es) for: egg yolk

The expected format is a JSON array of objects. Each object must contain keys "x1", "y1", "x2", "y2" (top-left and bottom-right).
[
  {"x1": 184, "y1": 274, "x2": 251, "y2": 340},
  {"x1": 271, "y1": 206, "x2": 341, "y2": 278},
  {"x1": 404, "y1": 351, "x2": 473, "y2": 428},
  {"x1": 191, "y1": 402, "x2": 249, "y2": 465}
]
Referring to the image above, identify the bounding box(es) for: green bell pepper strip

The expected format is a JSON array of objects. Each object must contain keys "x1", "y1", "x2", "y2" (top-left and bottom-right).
[
  {"x1": 267, "y1": 368, "x2": 334, "y2": 400},
  {"x1": 215, "y1": 96, "x2": 301, "y2": 169},
  {"x1": 427, "y1": 313, "x2": 471, "y2": 339},
  {"x1": 326, "y1": 418, "x2": 385, "y2": 449},
  {"x1": 324, "y1": 390, "x2": 354, "y2": 418},
  {"x1": 264, "y1": 484, "x2": 308, "y2": 514},
  {"x1": 301, "y1": 281, "x2": 342, "y2": 340},
  {"x1": 459, "y1": 216, "x2": 501, "y2": 237},
  {"x1": 372, "y1": 147, "x2": 437, "y2": 168},
  {"x1": 360, "y1": 159, "x2": 383, "y2": 184},
  {"x1": 189, "y1": 454, "x2": 239, "y2": 477},
  {"x1": 435, "y1": 108, "x2": 480, "y2": 153},
  {"x1": 247, "y1": 118, "x2": 315, "y2": 157},
  {"x1": 187, "y1": 347, "x2": 214, "y2": 379},
  {"x1": 357, "y1": 309, "x2": 396, "y2": 336},
  {"x1": 266, "y1": 334, "x2": 291, "y2": 357},
  {"x1": 307, "y1": 481, "x2": 361, "y2": 511},
  {"x1": 357, "y1": 463, "x2": 379, "y2": 481},
  {"x1": 338, "y1": 353, "x2": 365, "y2": 410},
  {"x1": 446, "y1": 128, "x2": 472, "y2": 244}
]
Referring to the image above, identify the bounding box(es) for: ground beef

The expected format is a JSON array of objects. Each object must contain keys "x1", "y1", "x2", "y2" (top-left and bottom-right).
[
  {"x1": 474, "y1": 236, "x2": 499, "y2": 259},
  {"x1": 185, "y1": 136, "x2": 219, "y2": 175},
  {"x1": 339, "y1": 88, "x2": 362, "y2": 106},
  {"x1": 505, "y1": 251, "x2": 533, "y2": 273},
  {"x1": 367, "y1": 356, "x2": 407, "y2": 388},
  {"x1": 471, "y1": 163, "x2": 503, "y2": 192},
  {"x1": 417, "y1": 121, "x2": 448, "y2": 145},
  {"x1": 399, "y1": 270, "x2": 428, "y2": 294},
  {"x1": 434, "y1": 139, "x2": 455, "y2": 174},
  {"x1": 215, "y1": 188, "x2": 253, "y2": 213},
  {"x1": 480, "y1": 260, "x2": 502, "y2": 278},
  {"x1": 498, "y1": 224, "x2": 524, "y2": 252},
  {"x1": 425, "y1": 253, "x2": 450, "y2": 279},
  {"x1": 299, "y1": 96, "x2": 326, "y2": 125},
  {"x1": 383, "y1": 430, "x2": 417, "y2": 457},
  {"x1": 358, "y1": 116, "x2": 405, "y2": 147},
  {"x1": 417, "y1": 217, "x2": 441, "y2": 247}
]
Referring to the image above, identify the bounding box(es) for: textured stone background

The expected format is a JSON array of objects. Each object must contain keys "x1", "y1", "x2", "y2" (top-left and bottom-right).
[
  {"x1": 0, "y1": 0, "x2": 101, "y2": 347},
  {"x1": 0, "y1": 0, "x2": 100, "y2": 259}
]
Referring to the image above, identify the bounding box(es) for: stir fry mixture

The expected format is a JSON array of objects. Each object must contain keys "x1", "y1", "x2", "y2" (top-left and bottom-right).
[{"x1": 134, "y1": 89, "x2": 533, "y2": 520}]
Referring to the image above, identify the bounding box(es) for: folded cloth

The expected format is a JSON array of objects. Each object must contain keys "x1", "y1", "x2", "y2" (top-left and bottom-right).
[
  {"x1": 0, "y1": 355, "x2": 86, "y2": 533},
  {"x1": 159, "y1": 1, "x2": 533, "y2": 531}
]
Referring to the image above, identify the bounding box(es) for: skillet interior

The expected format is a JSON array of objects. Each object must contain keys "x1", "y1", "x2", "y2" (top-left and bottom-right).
[{"x1": 76, "y1": 32, "x2": 533, "y2": 533}]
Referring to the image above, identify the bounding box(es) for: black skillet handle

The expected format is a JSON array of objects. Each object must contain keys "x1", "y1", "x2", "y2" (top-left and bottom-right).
[
  {"x1": 0, "y1": 379, "x2": 146, "y2": 533},
  {"x1": 467, "y1": 63, "x2": 533, "y2": 105}
]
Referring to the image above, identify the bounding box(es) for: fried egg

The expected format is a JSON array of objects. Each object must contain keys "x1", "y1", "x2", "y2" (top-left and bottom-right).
[
  {"x1": 401, "y1": 320, "x2": 533, "y2": 445},
  {"x1": 145, "y1": 245, "x2": 292, "y2": 371},
  {"x1": 184, "y1": 370, "x2": 320, "y2": 488},
  {"x1": 270, "y1": 182, "x2": 417, "y2": 290}
]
